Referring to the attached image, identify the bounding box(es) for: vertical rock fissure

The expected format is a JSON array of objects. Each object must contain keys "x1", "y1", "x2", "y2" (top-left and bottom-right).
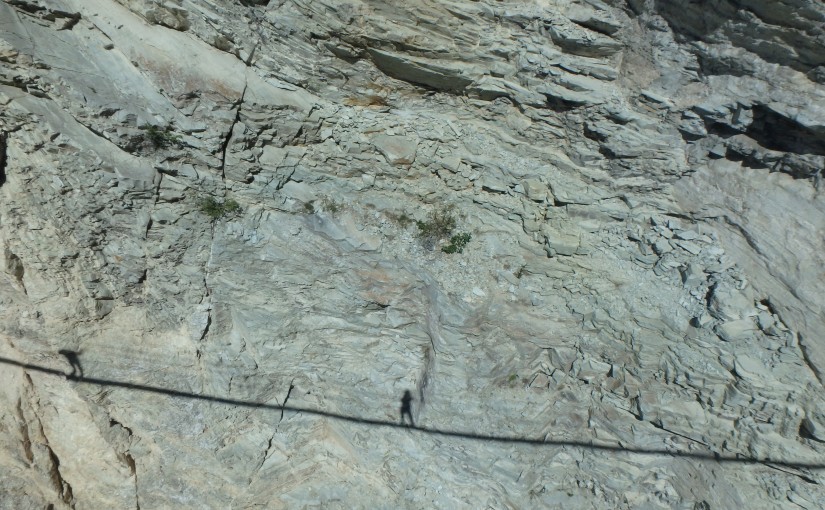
[
  {"x1": 279, "y1": 380, "x2": 294, "y2": 422},
  {"x1": 5, "y1": 249, "x2": 26, "y2": 294},
  {"x1": 44, "y1": 442, "x2": 73, "y2": 508},
  {"x1": 198, "y1": 311, "x2": 212, "y2": 343},
  {"x1": 797, "y1": 333, "x2": 823, "y2": 386},
  {"x1": 124, "y1": 451, "x2": 140, "y2": 510},
  {"x1": 219, "y1": 81, "x2": 248, "y2": 182},
  {"x1": 16, "y1": 398, "x2": 33, "y2": 463},
  {"x1": 0, "y1": 132, "x2": 8, "y2": 188}
]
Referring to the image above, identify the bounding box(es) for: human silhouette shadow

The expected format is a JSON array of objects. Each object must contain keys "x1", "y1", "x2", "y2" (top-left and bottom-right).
[
  {"x1": 400, "y1": 390, "x2": 414, "y2": 427},
  {"x1": 58, "y1": 349, "x2": 83, "y2": 379}
]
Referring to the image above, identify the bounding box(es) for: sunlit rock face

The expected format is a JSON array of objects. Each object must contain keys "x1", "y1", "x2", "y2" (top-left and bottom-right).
[{"x1": 1, "y1": 0, "x2": 824, "y2": 507}]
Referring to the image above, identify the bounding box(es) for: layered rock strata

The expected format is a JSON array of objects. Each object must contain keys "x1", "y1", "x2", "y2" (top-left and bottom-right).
[{"x1": 1, "y1": 0, "x2": 824, "y2": 507}]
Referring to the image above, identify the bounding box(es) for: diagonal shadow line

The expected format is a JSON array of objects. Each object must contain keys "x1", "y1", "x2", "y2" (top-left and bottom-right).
[{"x1": 2, "y1": 356, "x2": 824, "y2": 473}]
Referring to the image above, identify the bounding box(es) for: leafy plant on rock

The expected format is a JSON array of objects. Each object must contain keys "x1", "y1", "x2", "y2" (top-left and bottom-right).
[
  {"x1": 416, "y1": 207, "x2": 456, "y2": 244},
  {"x1": 415, "y1": 206, "x2": 471, "y2": 254},
  {"x1": 198, "y1": 197, "x2": 241, "y2": 220},
  {"x1": 442, "y1": 232, "x2": 472, "y2": 254},
  {"x1": 320, "y1": 197, "x2": 340, "y2": 215},
  {"x1": 141, "y1": 124, "x2": 181, "y2": 149}
]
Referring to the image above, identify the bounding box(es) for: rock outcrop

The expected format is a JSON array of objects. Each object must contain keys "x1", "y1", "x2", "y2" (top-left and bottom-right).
[{"x1": 1, "y1": 0, "x2": 823, "y2": 507}]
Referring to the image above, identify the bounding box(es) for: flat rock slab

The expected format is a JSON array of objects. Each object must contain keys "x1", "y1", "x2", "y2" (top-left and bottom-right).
[{"x1": 372, "y1": 134, "x2": 418, "y2": 166}]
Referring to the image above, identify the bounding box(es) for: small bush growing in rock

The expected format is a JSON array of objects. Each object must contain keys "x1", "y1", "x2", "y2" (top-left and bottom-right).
[
  {"x1": 198, "y1": 197, "x2": 241, "y2": 219},
  {"x1": 415, "y1": 207, "x2": 471, "y2": 253},
  {"x1": 387, "y1": 211, "x2": 413, "y2": 228},
  {"x1": 416, "y1": 207, "x2": 456, "y2": 242},
  {"x1": 396, "y1": 212, "x2": 412, "y2": 226},
  {"x1": 442, "y1": 232, "x2": 472, "y2": 254},
  {"x1": 320, "y1": 197, "x2": 340, "y2": 214},
  {"x1": 141, "y1": 124, "x2": 181, "y2": 149}
]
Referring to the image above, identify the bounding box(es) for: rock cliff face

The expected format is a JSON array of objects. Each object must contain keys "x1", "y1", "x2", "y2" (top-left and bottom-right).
[{"x1": 1, "y1": 0, "x2": 824, "y2": 507}]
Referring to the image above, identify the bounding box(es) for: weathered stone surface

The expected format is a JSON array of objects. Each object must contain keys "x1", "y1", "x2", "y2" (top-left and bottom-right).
[
  {"x1": 372, "y1": 134, "x2": 418, "y2": 166},
  {"x1": 367, "y1": 49, "x2": 474, "y2": 92},
  {"x1": 0, "y1": 0, "x2": 824, "y2": 508}
]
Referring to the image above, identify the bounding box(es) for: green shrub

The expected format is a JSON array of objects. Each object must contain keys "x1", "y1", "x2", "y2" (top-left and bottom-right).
[
  {"x1": 442, "y1": 232, "x2": 471, "y2": 254},
  {"x1": 415, "y1": 207, "x2": 472, "y2": 254},
  {"x1": 387, "y1": 211, "x2": 413, "y2": 228},
  {"x1": 303, "y1": 201, "x2": 315, "y2": 214},
  {"x1": 416, "y1": 207, "x2": 457, "y2": 250},
  {"x1": 320, "y1": 197, "x2": 340, "y2": 214},
  {"x1": 141, "y1": 124, "x2": 181, "y2": 149},
  {"x1": 198, "y1": 197, "x2": 241, "y2": 219},
  {"x1": 396, "y1": 212, "x2": 413, "y2": 227}
]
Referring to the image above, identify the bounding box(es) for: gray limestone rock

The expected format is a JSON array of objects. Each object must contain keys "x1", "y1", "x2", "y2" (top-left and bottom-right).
[
  {"x1": 372, "y1": 134, "x2": 418, "y2": 166},
  {"x1": 0, "y1": 0, "x2": 823, "y2": 508}
]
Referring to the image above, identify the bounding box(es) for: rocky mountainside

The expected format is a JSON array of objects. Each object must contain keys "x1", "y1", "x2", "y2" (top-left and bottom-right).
[{"x1": 1, "y1": 0, "x2": 824, "y2": 507}]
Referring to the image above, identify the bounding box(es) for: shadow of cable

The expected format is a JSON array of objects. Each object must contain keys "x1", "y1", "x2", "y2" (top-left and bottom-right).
[{"x1": 2, "y1": 355, "x2": 823, "y2": 474}]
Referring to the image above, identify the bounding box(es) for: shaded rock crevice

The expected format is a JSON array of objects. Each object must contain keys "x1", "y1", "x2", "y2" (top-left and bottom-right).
[{"x1": 0, "y1": 131, "x2": 7, "y2": 187}]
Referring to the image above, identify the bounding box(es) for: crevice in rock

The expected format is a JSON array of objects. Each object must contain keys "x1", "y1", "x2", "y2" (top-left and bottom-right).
[
  {"x1": 720, "y1": 216, "x2": 764, "y2": 257},
  {"x1": 119, "y1": 451, "x2": 137, "y2": 475},
  {"x1": 45, "y1": 445, "x2": 74, "y2": 508},
  {"x1": 649, "y1": 420, "x2": 711, "y2": 449},
  {"x1": 363, "y1": 300, "x2": 389, "y2": 311},
  {"x1": 5, "y1": 249, "x2": 27, "y2": 294},
  {"x1": 198, "y1": 309, "x2": 212, "y2": 343},
  {"x1": 797, "y1": 333, "x2": 823, "y2": 386},
  {"x1": 0, "y1": 132, "x2": 7, "y2": 187},
  {"x1": 417, "y1": 344, "x2": 434, "y2": 409},
  {"x1": 7, "y1": 0, "x2": 46, "y2": 15},
  {"x1": 758, "y1": 298, "x2": 776, "y2": 315},
  {"x1": 289, "y1": 125, "x2": 304, "y2": 146},
  {"x1": 54, "y1": 11, "x2": 81, "y2": 31},
  {"x1": 279, "y1": 380, "x2": 294, "y2": 422},
  {"x1": 16, "y1": 398, "x2": 33, "y2": 463},
  {"x1": 109, "y1": 417, "x2": 134, "y2": 438},
  {"x1": 245, "y1": 40, "x2": 260, "y2": 66},
  {"x1": 480, "y1": 185, "x2": 508, "y2": 195},
  {"x1": 702, "y1": 284, "x2": 715, "y2": 311},
  {"x1": 541, "y1": 95, "x2": 579, "y2": 113},
  {"x1": 219, "y1": 82, "x2": 248, "y2": 181},
  {"x1": 662, "y1": 212, "x2": 697, "y2": 222},
  {"x1": 705, "y1": 106, "x2": 825, "y2": 180},
  {"x1": 722, "y1": 146, "x2": 771, "y2": 170},
  {"x1": 144, "y1": 218, "x2": 153, "y2": 240},
  {"x1": 121, "y1": 450, "x2": 140, "y2": 509},
  {"x1": 798, "y1": 419, "x2": 823, "y2": 444},
  {"x1": 746, "y1": 105, "x2": 825, "y2": 157},
  {"x1": 765, "y1": 462, "x2": 819, "y2": 485},
  {"x1": 253, "y1": 432, "x2": 277, "y2": 478},
  {"x1": 239, "y1": 0, "x2": 272, "y2": 7}
]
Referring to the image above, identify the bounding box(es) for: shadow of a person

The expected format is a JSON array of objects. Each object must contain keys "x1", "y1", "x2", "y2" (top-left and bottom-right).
[
  {"x1": 400, "y1": 390, "x2": 414, "y2": 427},
  {"x1": 58, "y1": 349, "x2": 83, "y2": 379}
]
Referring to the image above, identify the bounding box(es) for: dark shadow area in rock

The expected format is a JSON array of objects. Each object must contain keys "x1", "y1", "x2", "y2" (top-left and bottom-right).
[
  {"x1": 1, "y1": 355, "x2": 823, "y2": 473},
  {"x1": 0, "y1": 132, "x2": 7, "y2": 188},
  {"x1": 400, "y1": 389, "x2": 414, "y2": 427},
  {"x1": 57, "y1": 350, "x2": 83, "y2": 379},
  {"x1": 652, "y1": 0, "x2": 825, "y2": 77}
]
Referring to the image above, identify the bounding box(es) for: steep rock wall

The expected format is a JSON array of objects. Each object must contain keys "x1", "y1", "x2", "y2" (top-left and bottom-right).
[{"x1": 0, "y1": 0, "x2": 823, "y2": 507}]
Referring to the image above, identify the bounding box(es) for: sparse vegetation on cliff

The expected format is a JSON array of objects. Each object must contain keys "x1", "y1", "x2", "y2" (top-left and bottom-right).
[
  {"x1": 198, "y1": 197, "x2": 241, "y2": 219},
  {"x1": 141, "y1": 124, "x2": 181, "y2": 149},
  {"x1": 415, "y1": 207, "x2": 471, "y2": 253}
]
